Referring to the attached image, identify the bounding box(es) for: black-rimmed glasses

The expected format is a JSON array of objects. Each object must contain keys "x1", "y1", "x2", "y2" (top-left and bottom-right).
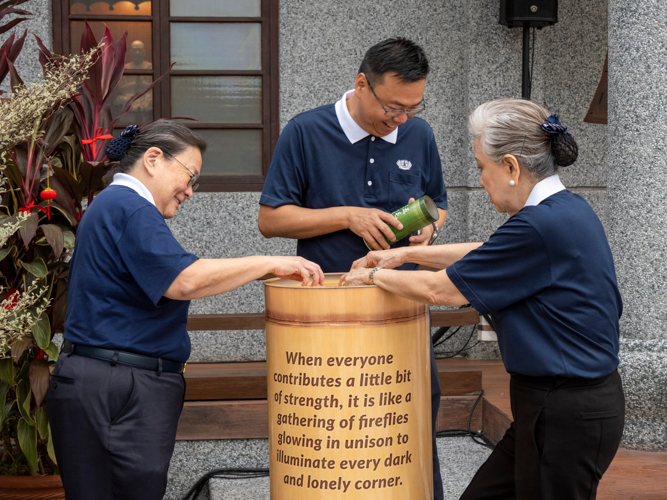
[
  {"x1": 365, "y1": 74, "x2": 426, "y2": 118},
  {"x1": 165, "y1": 152, "x2": 200, "y2": 191}
]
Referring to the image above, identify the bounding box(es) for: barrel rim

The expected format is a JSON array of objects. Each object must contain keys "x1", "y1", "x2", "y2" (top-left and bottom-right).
[{"x1": 264, "y1": 272, "x2": 374, "y2": 288}]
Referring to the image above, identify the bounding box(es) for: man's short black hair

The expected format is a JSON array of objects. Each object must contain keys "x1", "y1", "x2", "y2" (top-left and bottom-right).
[{"x1": 358, "y1": 37, "x2": 429, "y2": 85}]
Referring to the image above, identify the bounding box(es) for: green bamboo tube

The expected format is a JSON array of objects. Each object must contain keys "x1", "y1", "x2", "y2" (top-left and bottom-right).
[{"x1": 365, "y1": 195, "x2": 439, "y2": 249}]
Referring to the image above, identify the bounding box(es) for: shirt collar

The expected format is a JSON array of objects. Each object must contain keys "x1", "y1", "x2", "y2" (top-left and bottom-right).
[
  {"x1": 334, "y1": 89, "x2": 398, "y2": 145},
  {"x1": 524, "y1": 174, "x2": 566, "y2": 207},
  {"x1": 110, "y1": 173, "x2": 156, "y2": 206}
]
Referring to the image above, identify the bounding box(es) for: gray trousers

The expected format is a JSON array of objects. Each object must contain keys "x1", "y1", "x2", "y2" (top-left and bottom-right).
[{"x1": 47, "y1": 351, "x2": 185, "y2": 500}]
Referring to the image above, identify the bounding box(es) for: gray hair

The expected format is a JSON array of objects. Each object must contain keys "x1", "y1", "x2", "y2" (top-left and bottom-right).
[
  {"x1": 468, "y1": 98, "x2": 557, "y2": 181},
  {"x1": 118, "y1": 119, "x2": 207, "y2": 174}
]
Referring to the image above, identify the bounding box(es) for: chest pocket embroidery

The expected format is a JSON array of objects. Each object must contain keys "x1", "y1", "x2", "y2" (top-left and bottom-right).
[{"x1": 397, "y1": 159, "x2": 412, "y2": 170}]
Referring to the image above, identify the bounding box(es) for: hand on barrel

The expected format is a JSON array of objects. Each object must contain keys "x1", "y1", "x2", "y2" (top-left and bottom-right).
[
  {"x1": 270, "y1": 256, "x2": 325, "y2": 286},
  {"x1": 350, "y1": 247, "x2": 407, "y2": 271},
  {"x1": 347, "y1": 207, "x2": 403, "y2": 250}
]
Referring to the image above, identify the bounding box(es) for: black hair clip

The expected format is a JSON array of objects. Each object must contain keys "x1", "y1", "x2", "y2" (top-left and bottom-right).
[{"x1": 105, "y1": 125, "x2": 140, "y2": 162}]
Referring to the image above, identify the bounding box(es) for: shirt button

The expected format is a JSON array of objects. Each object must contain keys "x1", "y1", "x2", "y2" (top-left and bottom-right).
[
  {"x1": 371, "y1": 137, "x2": 376, "y2": 141},
  {"x1": 368, "y1": 181, "x2": 372, "y2": 186},
  {"x1": 369, "y1": 158, "x2": 375, "y2": 163}
]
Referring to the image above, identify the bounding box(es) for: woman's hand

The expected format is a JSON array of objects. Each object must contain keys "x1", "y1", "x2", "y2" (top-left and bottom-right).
[
  {"x1": 339, "y1": 267, "x2": 372, "y2": 287},
  {"x1": 270, "y1": 256, "x2": 325, "y2": 286},
  {"x1": 351, "y1": 247, "x2": 408, "y2": 270}
]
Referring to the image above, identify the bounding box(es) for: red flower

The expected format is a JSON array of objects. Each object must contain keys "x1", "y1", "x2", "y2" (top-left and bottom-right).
[
  {"x1": 3, "y1": 288, "x2": 20, "y2": 310},
  {"x1": 35, "y1": 350, "x2": 45, "y2": 361}
]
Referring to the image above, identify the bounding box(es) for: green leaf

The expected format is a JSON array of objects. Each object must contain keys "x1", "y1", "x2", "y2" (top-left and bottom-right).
[
  {"x1": 10, "y1": 337, "x2": 32, "y2": 363},
  {"x1": 62, "y1": 230, "x2": 75, "y2": 250},
  {"x1": 0, "y1": 382, "x2": 8, "y2": 426},
  {"x1": 35, "y1": 406, "x2": 49, "y2": 440},
  {"x1": 44, "y1": 342, "x2": 59, "y2": 362},
  {"x1": 20, "y1": 257, "x2": 47, "y2": 279},
  {"x1": 29, "y1": 359, "x2": 50, "y2": 408},
  {"x1": 18, "y1": 212, "x2": 39, "y2": 248},
  {"x1": 40, "y1": 224, "x2": 64, "y2": 259},
  {"x1": 0, "y1": 357, "x2": 14, "y2": 384},
  {"x1": 31, "y1": 313, "x2": 51, "y2": 350},
  {"x1": 0, "y1": 246, "x2": 10, "y2": 261},
  {"x1": 17, "y1": 417, "x2": 38, "y2": 470},
  {"x1": 16, "y1": 378, "x2": 33, "y2": 424},
  {"x1": 47, "y1": 423, "x2": 57, "y2": 465}
]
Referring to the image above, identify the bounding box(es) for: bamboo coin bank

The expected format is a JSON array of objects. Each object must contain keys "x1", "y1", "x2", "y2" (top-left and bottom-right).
[{"x1": 265, "y1": 274, "x2": 433, "y2": 499}]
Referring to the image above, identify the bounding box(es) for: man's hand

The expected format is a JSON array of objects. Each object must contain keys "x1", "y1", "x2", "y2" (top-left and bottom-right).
[
  {"x1": 347, "y1": 207, "x2": 403, "y2": 250},
  {"x1": 350, "y1": 247, "x2": 408, "y2": 270},
  {"x1": 270, "y1": 256, "x2": 325, "y2": 286}
]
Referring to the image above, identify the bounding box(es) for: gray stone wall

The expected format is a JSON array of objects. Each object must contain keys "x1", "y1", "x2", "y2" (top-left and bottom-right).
[
  {"x1": 0, "y1": 0, "x2": 52, "y2": 92},
  {"x1": 608, "y1": 0, "x2": 667, "y2": 450}
]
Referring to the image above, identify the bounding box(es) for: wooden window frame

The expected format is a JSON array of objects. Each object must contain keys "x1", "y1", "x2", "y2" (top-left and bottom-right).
[{"x1": 52, "y1": 0, "x2": 280, "y2": 192}]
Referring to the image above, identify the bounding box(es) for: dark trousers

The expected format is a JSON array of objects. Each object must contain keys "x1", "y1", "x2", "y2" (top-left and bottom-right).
[
  {"x1": 460, "y1": 369, "x2": 625, "y2": 500},
  {"x1": 47, "y1": 352, "x2": 186, "y2": 500},
  {"x1": 430, "y1": 332, "x2": 444, "y2": 500}
]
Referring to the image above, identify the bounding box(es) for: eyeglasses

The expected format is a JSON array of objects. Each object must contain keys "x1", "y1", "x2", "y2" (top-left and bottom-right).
[
  {"x1": 165, "y1": 152, "x2": 199, "y2": 191},
  {"x1": 365, "y1": 74, "x2": 426, "y2": 118}
]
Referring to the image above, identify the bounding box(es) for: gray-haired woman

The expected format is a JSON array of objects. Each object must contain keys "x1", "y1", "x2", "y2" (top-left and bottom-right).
[
  {"x1": 342, "y1": 98, "x2": 624, "y2": 499},
  {"x1": 47, "y1": 120, "x2": 324, "y2": 500}
]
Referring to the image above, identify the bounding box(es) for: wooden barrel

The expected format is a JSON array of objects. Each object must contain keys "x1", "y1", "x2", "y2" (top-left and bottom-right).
[{"x1": 265, "y1": 274, "x2": 433, "y2": 500}]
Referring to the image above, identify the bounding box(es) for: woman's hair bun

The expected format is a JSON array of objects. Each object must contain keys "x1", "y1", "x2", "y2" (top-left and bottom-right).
[
  {"x1": 105, "y1": 125, "x2": 140, "y2": 162},
  {"x1": 551, "y1": 133, "x2": 578, "y2": 167},
  {"x1": 541, "y1": 114, "x2": 578, "y2": 167}
]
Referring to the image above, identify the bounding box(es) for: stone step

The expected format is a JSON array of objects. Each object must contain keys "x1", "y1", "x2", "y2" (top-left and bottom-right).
[{"x1": 184, "y1": 360, "x2": 482, "y2": 402}]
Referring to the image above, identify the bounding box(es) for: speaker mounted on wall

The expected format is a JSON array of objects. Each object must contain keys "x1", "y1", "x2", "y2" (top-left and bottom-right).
[{"x1": 499, "y1": 0, "x2": 558, "y2": 28}]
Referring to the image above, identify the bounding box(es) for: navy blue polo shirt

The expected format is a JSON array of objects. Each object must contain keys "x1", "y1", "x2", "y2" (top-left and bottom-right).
[
  {"x1": 64, "y1": 186, "x2": 198, "y2": 362},
  {"x1": 447, "y1": 190, "x2": 622, "y2": 378},
  {"x1": 260, "y1": 102, "x2": 447, "y2": 272}
]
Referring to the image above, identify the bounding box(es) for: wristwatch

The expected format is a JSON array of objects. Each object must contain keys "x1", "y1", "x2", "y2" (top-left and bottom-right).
[{"x1": 428, "y1": 222, "x2": 440, "y2": 246}]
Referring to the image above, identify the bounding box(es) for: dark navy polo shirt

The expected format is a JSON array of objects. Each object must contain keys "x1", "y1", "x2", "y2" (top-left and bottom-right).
[
  {"x1": 64, "y1": 186, "x2": 198, "y2": 362},
  {"x1": 260, "y1": 104, "x2": 448, "y2": 273},
  {"x1": 447, "y1": 190, "x2": 622, "y2": 378}
]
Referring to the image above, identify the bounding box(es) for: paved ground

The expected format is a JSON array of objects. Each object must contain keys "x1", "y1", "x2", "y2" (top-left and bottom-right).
[{"x1": 207, "y1": 436, "x2": 492, "y2": 500}]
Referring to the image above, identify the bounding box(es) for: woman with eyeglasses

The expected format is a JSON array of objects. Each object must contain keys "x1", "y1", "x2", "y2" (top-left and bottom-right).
[
  {"x1": 47, "y1": 119, "x2": 324, "y2": 500},
  {"x1": 341, "y1": 98, "x2": 625, "y2": 500}
]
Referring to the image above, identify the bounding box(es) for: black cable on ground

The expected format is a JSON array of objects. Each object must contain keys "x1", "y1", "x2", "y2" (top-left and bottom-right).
[
  {"x1": 436, "y1": 390, "x2": 495, "y2": 450},
  {"x1": 181, "y1": 468, "x2": 270, "y2": 500}
]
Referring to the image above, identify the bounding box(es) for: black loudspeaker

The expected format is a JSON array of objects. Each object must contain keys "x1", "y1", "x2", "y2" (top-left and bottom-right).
[{"x1": 499, "y1": 0, "x2": 558, "y2": 28}]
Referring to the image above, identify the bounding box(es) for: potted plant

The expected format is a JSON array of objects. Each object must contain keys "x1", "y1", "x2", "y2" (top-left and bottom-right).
[{"x1": 0, "y1": 13, "x2": 167, "y2": 498}]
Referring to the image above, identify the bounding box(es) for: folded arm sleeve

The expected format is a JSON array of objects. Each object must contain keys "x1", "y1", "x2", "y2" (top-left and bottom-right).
[
  {"x1": 259, "y1": 119, "x2": 307, "y2": 208},
  {"x1": 446, "y1": 216, "x2": 551, "y2": 314},
  {"x1": 117, "y1": 206, "x2": 199, "y2": 306}
]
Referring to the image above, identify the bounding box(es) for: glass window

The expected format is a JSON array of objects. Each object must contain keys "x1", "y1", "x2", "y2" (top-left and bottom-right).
[
  {"x1": 107, "y1": 75, "x2": 153, "y2": 125},
  {"x1": 169, "y1": 0, "x2": 260, "y2": 17},
  {"x1": 170, "y1": 23, "x2": 261, "y2": 70},
  {"x1": 171, "y1": 76, "x2": 262, "y2": 123},
  {"x1": 70, "y1": 21, "x2": 152, "y2": 68},
  {"x1": 70, "y1": 1, "x2": 151, "y2": 16},
  {"x1": 196, "y1": 130, "x2": 263, "y2": 176}
]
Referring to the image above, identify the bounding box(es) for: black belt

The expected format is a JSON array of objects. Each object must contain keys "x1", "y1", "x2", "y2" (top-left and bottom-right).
[{"x1": 62, "y1": 340, "x2": 186, "y2": 374}]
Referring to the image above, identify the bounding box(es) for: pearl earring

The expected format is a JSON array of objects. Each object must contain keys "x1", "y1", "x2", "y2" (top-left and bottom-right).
[{"x1": 509, "y1": 180, "x2": 515, "y2": 186}]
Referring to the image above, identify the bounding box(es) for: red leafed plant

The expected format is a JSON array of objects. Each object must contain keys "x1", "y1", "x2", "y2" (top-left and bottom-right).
[{"x1": 35, "y1": 22, "x2": 172, "y2": 209}]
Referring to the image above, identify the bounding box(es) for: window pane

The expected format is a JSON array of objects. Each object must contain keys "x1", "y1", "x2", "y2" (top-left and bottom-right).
[
  {"x1": 107, "y1": 75, "x2": 153, "y2": 125},
  {"x1": 70, "y1": 21, "x2": 152, "y2": 68},
  {"x1": 170, "y1": 23, "x2": 261, "y2": 70},
  {"x1": 70, "y1": 0, "x2": 151, "y2": 15},
  {"x1": 170, "y1": 0, "x2": 260, "y2": 17},
  {"x1": 196, "y1": 130, "x2": 262, "y2": 175},
  {"x1": 171, "y1": 76, "x2": 261, "y2": 123}
]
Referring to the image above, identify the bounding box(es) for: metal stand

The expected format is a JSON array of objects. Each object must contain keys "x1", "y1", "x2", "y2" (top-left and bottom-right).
[{"x1": 522, "y1": 24, "x2": 531, "y2": 99}]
